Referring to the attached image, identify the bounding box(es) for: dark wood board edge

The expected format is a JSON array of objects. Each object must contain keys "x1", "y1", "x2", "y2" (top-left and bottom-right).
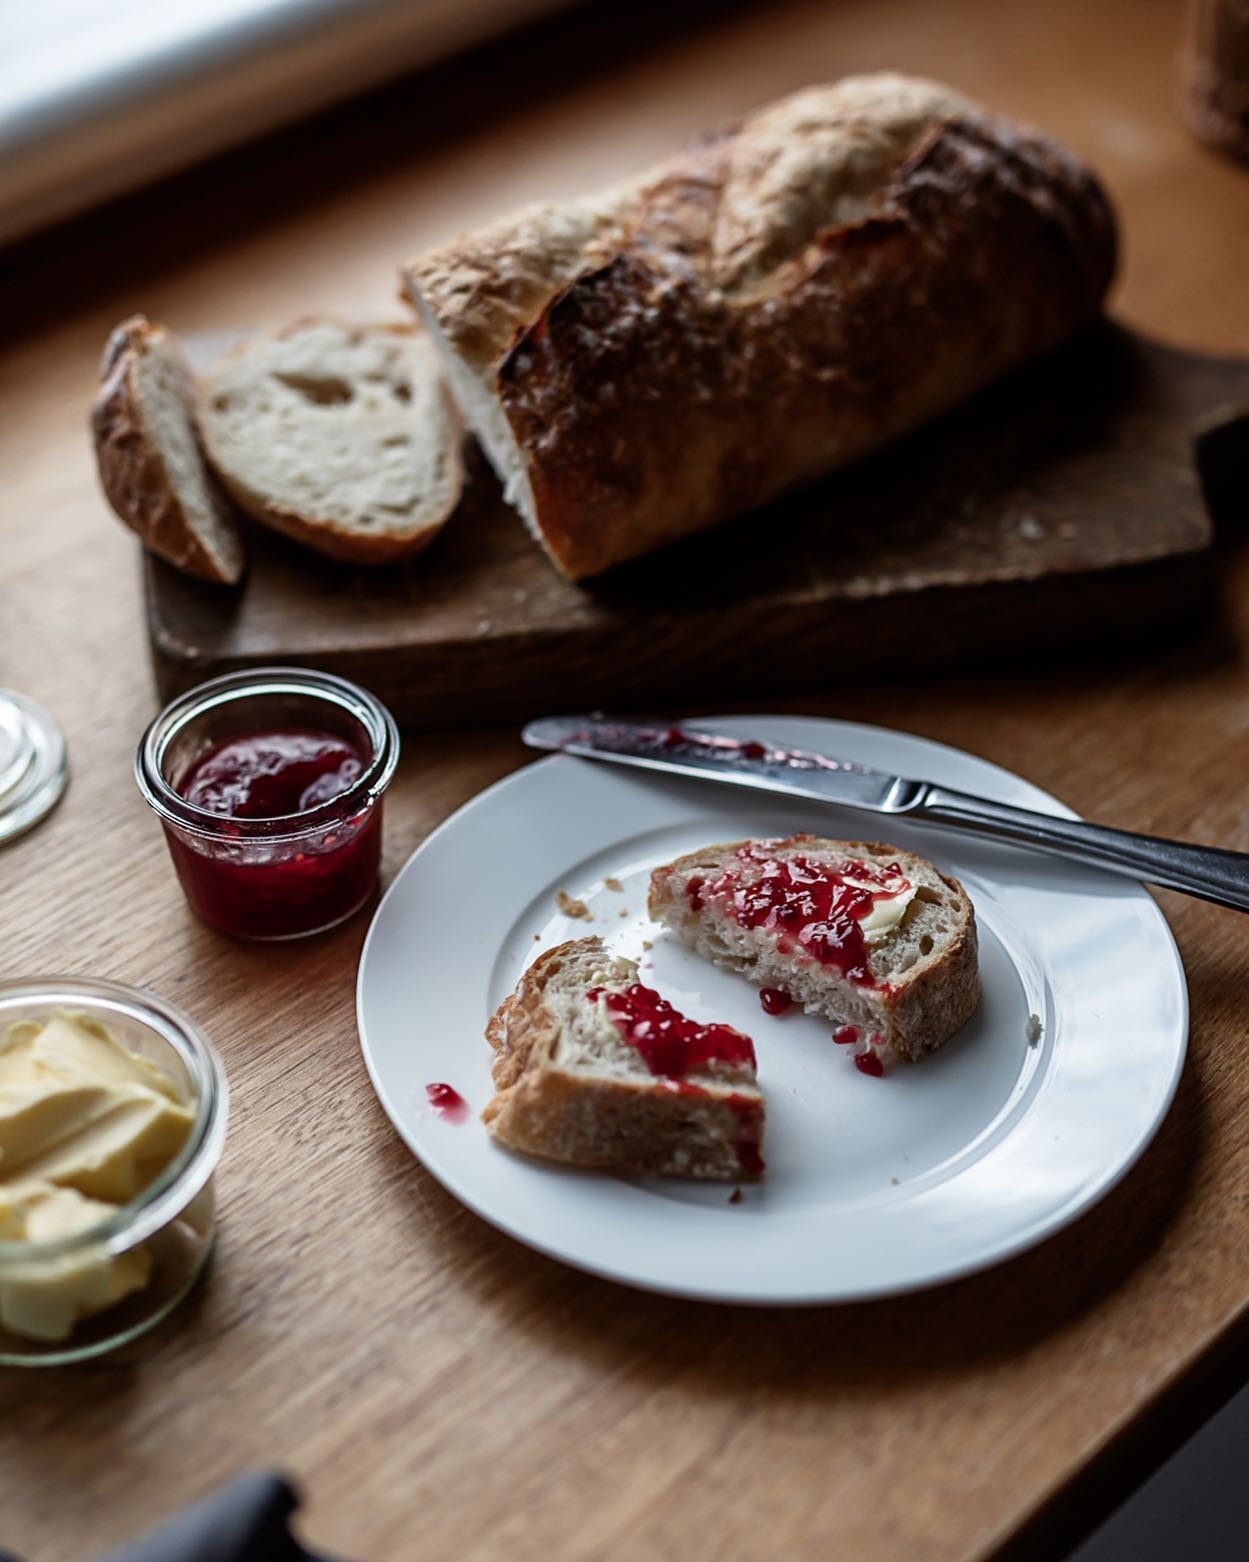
[{"x1": 148, "y1": 544, "x2": 1217, "y2": 726}]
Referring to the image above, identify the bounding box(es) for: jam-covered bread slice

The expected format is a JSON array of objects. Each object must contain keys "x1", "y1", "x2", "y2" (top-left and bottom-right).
[
  {"x1": 648, "y1": 836, "x2": 979, "y2": 1062},
  {"x1": 482, "y1": 937, "x2": 765, "y2": 1180}
]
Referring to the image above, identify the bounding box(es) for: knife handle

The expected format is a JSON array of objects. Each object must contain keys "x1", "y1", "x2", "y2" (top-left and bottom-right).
[{"x1": 917, "y1": 786, "x2": 1249, "y2": 913}]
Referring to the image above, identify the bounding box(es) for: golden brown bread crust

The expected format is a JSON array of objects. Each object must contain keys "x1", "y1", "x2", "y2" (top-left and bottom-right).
[
  {"x1": 483, "y1": 940, "x2": 764, "y2": 1180},
  {"x1": 405, "y1": 76, "x2": 1116, "y2": 580},
  {"x1": 91, "y1": 316, "x2": 244, "y2": 585},
  {"x1": 648, "y1": 839, "x2": 980, "y2": 1063}
]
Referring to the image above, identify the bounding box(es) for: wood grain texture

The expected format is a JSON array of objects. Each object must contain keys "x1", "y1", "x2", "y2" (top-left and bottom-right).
[
  {"x1": 145, "y1": 323, "x2": 1245, "y2": 726},
  {"x1": 3, "y1": 1, "x2": 1249, "y2": 1559}
]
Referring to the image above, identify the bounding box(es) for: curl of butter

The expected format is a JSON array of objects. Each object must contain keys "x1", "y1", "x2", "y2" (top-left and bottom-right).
[
  {"x1": 0, "y1": 1013, "x2": 193, "y2": 1342},
  {"x1": 843, "y1": 876, "x2": 917, "y2": 946}
]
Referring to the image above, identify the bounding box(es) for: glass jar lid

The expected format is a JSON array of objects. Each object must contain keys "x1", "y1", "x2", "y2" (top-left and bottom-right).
[{"x1": 0, "y1": 689, "x2": 68, "y2": 846}]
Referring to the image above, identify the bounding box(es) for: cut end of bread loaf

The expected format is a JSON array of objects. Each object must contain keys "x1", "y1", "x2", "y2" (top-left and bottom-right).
[
  {"x1": 92, "y1": 316, "x2": 245, "y2": 585},
  {"x1": 483, "y1": 937, "x2": 765, "y2": 1180},
  {"x1": 648, "y1": 837, "x2": 979, "y2": 1061},
  {"x1": 403, "y1": 273, "x2": 543, "y2": 548},
  {"x1": 196, "y1": 319, "x2": 463, "y2": 565}
]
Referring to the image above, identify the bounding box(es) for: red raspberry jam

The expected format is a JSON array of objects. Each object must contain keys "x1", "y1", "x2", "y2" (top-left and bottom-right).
[
  {"x1": 692, "y1": 839, "x2": 911, "y2": 987},
  {"x1": 588, "y1": 984, "x2": 756, "y2": 1079},
  {"x1": 166, "y1": 728, "x2": 380, "y2": 940},
  {"x1": 180, "y1": 732, "x2": 364, "y2": 817},
  {"x1": 832, "y1": 1024, "x2": 860, "y2": 1045},
  {"x1": 853, "y1": 1051, "x2": 885, "y2": 1077},
  {"x1": 732, "y1": 1136, "x2": 765, "y2": 1175},
  {"x1": 759, "y1": 988, "x2": 793, "y2": 1015},
  {"x1": 724, "y1": 1094, "x2": 766, "y2": 1175},
  {"x1": 588, "y1": 988, "x2": 764, "y2": 1173},
  {"x1": 426, "y1": 1083, "x2": 469, "y2": 1122}
]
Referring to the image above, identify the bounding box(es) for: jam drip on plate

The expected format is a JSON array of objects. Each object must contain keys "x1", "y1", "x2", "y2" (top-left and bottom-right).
[
  {"x1": 588, "y1": 984, "x2": 756, "y2": 1079},
  {"x1": 426, "y1": 1083, "x2": 469, "y2": 1122},
  {"x1": 692, "y1": 839, "x2": 911, "y2": 987},
  {"x1": 759, "y1": 988, "x2": 793, "y2": 1015}
]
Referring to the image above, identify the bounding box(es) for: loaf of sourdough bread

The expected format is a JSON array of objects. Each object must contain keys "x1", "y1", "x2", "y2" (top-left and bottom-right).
[{"x1": 403, "y1": 73, "x2": 1116, "y2": 580}]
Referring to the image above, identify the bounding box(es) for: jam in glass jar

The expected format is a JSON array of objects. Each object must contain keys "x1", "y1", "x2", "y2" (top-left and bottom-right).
[{"x1": 136, "y1": 668, "x2": 398, "y2": 939}]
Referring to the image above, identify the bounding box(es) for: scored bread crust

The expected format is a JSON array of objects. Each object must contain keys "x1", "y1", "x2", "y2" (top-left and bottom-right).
[
  {"x1": 91, "y1": 316, "x2": 245, "y2": 585},
  {"x1": 403, "y1": 73, "x2": 1116, "y2": 580},
  {"x1": 196, "y1": 319, "x2": 464, "y2": 565},
  {"x1": 483, "y1": 939, "x2": 765, "y2": 1180},
  {"x1": 648, "y1": 839, "x2": 980, "y2": 1062}
]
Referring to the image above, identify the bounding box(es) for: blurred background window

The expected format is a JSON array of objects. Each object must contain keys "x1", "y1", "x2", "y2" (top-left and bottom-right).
[{"x1": 0, "y1": 0, "x2": 573, "y2": 245}]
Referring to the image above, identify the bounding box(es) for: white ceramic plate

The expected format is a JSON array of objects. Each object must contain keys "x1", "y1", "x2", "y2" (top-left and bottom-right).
[{"x1": 356, "y1": 717, "x2": 1188, "y2": 1305}]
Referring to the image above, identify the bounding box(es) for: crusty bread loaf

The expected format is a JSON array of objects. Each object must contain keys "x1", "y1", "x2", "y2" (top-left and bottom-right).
[
  {"x1": 483, "y1": 937, "x2": 765, "y2": 1179},
  {"x1": 92, "y1": 316, "x2": 245, "y2": 585},
  {"x1": 196, "y1": 319, "x2": 463, "y2": 565},
  {"x1": 403, "y1": 73, "x2": 1116, "y2": 580},
  {"x1": 648, "y1": 836, "x2": 979, "y2": 1062}
]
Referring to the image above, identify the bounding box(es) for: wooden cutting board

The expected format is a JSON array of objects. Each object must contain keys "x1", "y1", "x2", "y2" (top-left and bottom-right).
[{"x1": 146, "y1": 321, "x2": 1249, "y2": 727}]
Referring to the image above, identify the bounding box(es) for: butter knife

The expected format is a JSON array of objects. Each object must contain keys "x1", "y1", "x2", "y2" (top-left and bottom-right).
[{"x1": 522, "y1": 714, "x2": 1249, "y2": 914}]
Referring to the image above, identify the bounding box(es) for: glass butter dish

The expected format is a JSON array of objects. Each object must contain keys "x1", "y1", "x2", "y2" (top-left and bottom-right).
[{"x1": 0, "y1": 978, "x2": 227, "y2": 1366}]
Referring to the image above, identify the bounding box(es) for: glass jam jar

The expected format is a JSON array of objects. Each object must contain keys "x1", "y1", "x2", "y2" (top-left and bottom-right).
[
  {"x1": 136, "y1": 668, "x2": 399, "y2": 940},
  {"x1": 0, "y1": 977, "x2": 227, "y2": 1366}
]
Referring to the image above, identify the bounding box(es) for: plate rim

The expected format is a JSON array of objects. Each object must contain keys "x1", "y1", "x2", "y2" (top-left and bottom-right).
[{"x1": 356, "y1": 715, "x2": 1189, "y2": 1305}]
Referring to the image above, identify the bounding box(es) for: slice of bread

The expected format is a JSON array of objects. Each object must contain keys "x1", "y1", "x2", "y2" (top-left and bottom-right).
[
  {"x1": 92, "y1": 315, "x2": 245, "y2": 585},
  {"x1": 649, "y1": 836, "x2": 979, "y2": 1062},
  {"x1": 196, "y1": 319, "x2": 463, "y2": 565},
  {"x1": 483, "y1": 937, "x2": 765, "y2": 1180}
]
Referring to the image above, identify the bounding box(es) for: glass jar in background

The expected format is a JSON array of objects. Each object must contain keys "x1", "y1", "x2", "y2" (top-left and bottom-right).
[
  {"x1": 1180, "y1": 0, "x2": 1249, "y2": 162},
  {"x1": 136, "y1": 667, "x2": 400, "y2": 940},
  {"x1": 0, "y1": 978, "x2": 228, "y2": 1366}
]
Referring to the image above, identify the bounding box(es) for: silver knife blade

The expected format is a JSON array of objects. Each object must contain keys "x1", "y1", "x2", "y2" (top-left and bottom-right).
[{"x1": 522, "y1": 715, "x2": 928, "y2": 815}]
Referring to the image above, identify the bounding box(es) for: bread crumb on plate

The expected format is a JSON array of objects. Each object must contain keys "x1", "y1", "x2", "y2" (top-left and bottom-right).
[
  {"x1": 556, "y1": 890, "x2": 592, "y2": 920},
  {"x1": 604, "y1": 876, "x2": 623, "y2": 892},
  {"x1": 1025, "y1": 1013, "x2": 1043, "y2": 1044}
]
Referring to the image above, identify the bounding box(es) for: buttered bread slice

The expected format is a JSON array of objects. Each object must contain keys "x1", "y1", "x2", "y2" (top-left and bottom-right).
[
  {"x1": 648, "y1": 836, "x2": 979, "y2": 1061},
  {"x1": 483, "y1": 937, "x2": 765, "y2": 1180}
]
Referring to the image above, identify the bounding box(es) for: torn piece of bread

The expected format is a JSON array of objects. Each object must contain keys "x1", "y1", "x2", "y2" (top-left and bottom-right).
[
  {"x1": 483, "y1": 937, "x2": 765, "y2": 1180},
  {"x1": 197, "y1": 319, "x2": 463, "y2": 565},
  {"x1": 649, "y1": 836, "x2": 979, "y2": 1061},
  {"x1": 92, "y1": 315, "x2": 245, "y2": 585}
]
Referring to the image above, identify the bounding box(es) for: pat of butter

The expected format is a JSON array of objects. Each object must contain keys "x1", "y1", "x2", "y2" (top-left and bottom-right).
[
  {"x1": 0, "y1": 1181, "x2": 151, "y2": 1343},
  {"x1": 0, "y1": 1013, "x2": 191, "y2": 1343},
  {"x1": 845, "y1": 877, "x2": 917, "y2": 946},
  {"x1": 0, "y1": 1013, "x2": 193, "y2": 1202}
]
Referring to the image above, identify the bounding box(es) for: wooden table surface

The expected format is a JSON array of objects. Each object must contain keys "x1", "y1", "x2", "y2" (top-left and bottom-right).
[{"x1": 4, "y1": 0, "x2": 1249, "y2": 1557}]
